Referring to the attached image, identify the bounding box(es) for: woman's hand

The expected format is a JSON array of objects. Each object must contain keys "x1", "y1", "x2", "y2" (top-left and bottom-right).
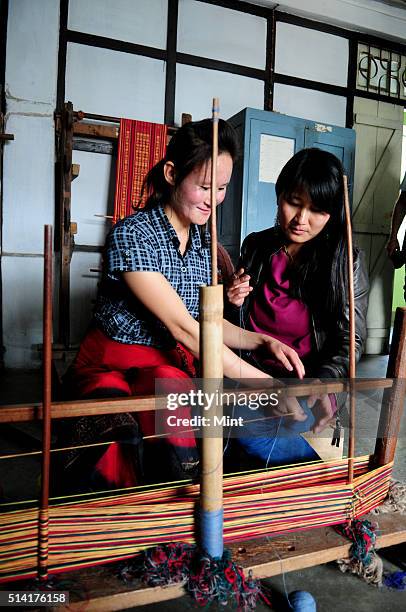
[
  {"x1": 227, "y1": 268, "x2": 252, "y2": 307},
  {"x1": 261, "y1": 336, "x2": 305, "y2": 379},
  {"x1": 272, "y1": 394, "x2": 307, "y2": 422},
  {"x1": 307, "y1": 381, "x2": 334, "y2": 433}
]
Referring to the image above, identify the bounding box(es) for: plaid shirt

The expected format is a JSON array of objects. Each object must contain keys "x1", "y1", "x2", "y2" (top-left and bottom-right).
[{"x1": 94, "y1": 205, "x2": 211, "y2": 347}]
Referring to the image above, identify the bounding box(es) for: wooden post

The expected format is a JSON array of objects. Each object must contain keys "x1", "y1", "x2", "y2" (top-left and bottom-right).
[
  {"x1": 56, "y1": 102, "x2": 74, "y2": 348},
  {"x1": 343, "y1": 176, "x2": 356, "y2": 484},
  {"x1": 199, "y1": 98, "x2": 224, "y2": 558},
  {"x1": 38, "y1": 225, "x2": 53, "y2": 581},
  {"x1": 374, "y1": 306, "x2": 406, "y2": 466}
]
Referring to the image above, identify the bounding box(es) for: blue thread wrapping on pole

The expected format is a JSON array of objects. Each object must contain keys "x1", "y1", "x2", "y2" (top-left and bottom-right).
[{"x1": 200, "y1": 508, "x2": 224, "y2": 559}]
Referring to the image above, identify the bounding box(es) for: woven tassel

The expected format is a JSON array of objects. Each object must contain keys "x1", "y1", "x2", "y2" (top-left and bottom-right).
[
  {"x1": 119, "y1": 543, "x2": 271, "y2": 610},
  {"x1": 336, "y1": 519, "x2": 383, "y2": 586}
]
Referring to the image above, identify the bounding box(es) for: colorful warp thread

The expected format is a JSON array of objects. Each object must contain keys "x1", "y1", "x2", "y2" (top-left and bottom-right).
[
  {"x1": 121, "y1": 543, "x2": 268, "y2": 610},
  {"x1": 113, "y1": 119, "x2": 167, "y2": 222},
  {"x1": 0, "y1": 457, "x2": 392, "y2": 583}
]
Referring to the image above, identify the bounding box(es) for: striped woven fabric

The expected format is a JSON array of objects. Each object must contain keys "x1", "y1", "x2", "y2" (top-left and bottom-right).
[
  {"x1": 113, "y1": 119, "x2": 167, "y2": 222},
  {"x1": 0, "y1": 457, "x2": 392, "y2": 583}
]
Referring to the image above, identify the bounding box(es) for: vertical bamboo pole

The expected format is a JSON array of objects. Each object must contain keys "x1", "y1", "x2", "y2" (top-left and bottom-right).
[
  {"x1": 199, "y1": 98, "x2": 224, "y2": 558},
  {"x1": 38, "y1": 225, "x2": 53, "y2": 581},
  {"x1": 343, "y1": 176, "x2": 356, "y2": 484},
  {"x1": 210, "y1": 98, "x2": 219, "y2": 287}
]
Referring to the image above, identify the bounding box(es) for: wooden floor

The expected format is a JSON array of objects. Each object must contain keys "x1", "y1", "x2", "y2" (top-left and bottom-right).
[{"x1": 41, "y1": 511, "x2": 406, "y2": 611}]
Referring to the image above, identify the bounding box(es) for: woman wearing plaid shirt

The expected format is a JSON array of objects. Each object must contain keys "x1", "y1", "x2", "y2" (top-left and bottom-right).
[{"x1": 61, "y1": 119, "x2": 307, "y2": 490}]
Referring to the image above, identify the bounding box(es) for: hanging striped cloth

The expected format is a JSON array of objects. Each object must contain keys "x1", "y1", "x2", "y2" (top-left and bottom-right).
[{"x1": 113, "y1": 119, "x2": 168, "y2": 223}]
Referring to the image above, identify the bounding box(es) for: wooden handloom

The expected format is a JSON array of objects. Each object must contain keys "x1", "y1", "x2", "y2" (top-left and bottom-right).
[
  {"x1": 0, "y1": 285, "x2": 405, "y2": 606},
  {"x1": 1, "y1": 103, "x2": 405, "y2": 607},
  {"x1": 0, "y1": 310, "x2": 405, "y2": 609}
]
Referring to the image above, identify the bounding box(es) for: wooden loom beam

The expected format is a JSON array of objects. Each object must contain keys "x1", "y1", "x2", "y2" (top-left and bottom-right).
[
  {"x1": 73, "y1": 121, "x2": 119, "y2": 140},
  {"x1": 55, "y1": 101, "x2": 74, "y2": 349},
  {"x1": 0, "y1": 379, "x2": 393, "y2": 424},
  {"x1": 69, "y1": 109, "x2": 187, "y2": 142}
]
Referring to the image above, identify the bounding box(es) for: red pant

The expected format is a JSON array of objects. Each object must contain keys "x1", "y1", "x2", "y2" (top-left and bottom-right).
[{"x1": 69, "y1": 326, "x2": 197, "y2": 448}]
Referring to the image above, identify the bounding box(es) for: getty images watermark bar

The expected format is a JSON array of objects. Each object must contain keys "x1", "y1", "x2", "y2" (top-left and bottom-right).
[{"x1": 154, "y1": 378, "x2": 405, "y2": 439}]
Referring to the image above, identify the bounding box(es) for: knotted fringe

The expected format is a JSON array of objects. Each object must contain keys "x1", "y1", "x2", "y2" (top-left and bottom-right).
[
  {"x1": 336, "y1": 481, "x2": 406, "y2": 586},
  {"x1": 119, "y1": 543, "x2": 271, "y2": 610},
  {"x1": 336, "y1": 519, "x2": 383, "y2": 586},
  {"x1": 372, "y1": 480, "x2": 406, "y2": 515}
]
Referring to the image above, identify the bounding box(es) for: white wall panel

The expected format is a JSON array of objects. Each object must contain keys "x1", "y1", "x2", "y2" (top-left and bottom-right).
[
  {"x1": 69, "y1": 0, "x2": 168, "y2": 49},
  {"x1": 275, "y1": 22, "x2": 348, "y2": 87},
  {"x1": 175, "y1": 65, "x2": 264, "y2": 126},
  {"x1": 178, "y1": 0, "x2": 266, "y2": 69},
  {"x1": 273, "y1": 83, "x2": 347, "y2": 127},
  {"x1": 2, "y1": 257, "x2": 45, "y2": 368},
  {"x1": 71, "y1": 151, "x2": 114, "y2": 246},
  {"x1": 3, "y1": 115, "x2": 54, "y2": 253},
  {"x1": 6, "y1": 0, "x2": 58, "y2": 104},
  {"x1": 70, "y1": 252, "x2": 103, "y2": 345},
  {"x1": 66, "y1": 44, "x2": 166, "y2": 121},
  {"x1": 2, "y1": 0, "x2": 59, "y2": 368},
  {"x1": 262, "y1": 0, "x2": 406, "y2": 41}
]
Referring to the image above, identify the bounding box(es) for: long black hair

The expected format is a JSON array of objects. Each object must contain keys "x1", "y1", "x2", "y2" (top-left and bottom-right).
[
  {"x1": 275, "y1": 148, "x2": 348, "y2": 321},
  {"x1": 140, "y1": 118, "x2": 239, "y2": 210}
]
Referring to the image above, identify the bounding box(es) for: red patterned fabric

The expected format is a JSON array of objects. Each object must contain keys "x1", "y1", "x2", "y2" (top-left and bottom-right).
[
  {"x1": 95, "y1": 442, "x2": 137, "y2": 488},
  {"x1": 69, "y1": 326, "x2": 197, "y2": 448},
  {"x1": 113, "y1": 119, "x2": 167, "y2": 222}
]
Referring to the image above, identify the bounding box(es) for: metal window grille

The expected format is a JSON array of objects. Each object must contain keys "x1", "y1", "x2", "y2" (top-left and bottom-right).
[{"x1": 357, "y1": 42, "x2": 406, "y2": 101}]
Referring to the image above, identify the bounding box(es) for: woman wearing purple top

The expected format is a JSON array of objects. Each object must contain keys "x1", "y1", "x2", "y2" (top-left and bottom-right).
[{"x1": 226, "y1": 148, "x2": 369, "y2": 466}]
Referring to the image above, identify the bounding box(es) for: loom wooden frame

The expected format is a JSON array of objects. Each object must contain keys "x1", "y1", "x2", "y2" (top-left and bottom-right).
[
  {"x1": 0, "y1": 328, "x2": 406, "y2": 612},
  {"x1": 0, "y1": 223, "x2": 405, "y2": 606},
  {"x1": 0, "y1": 308, "x2": 405, "y2": 607}
]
